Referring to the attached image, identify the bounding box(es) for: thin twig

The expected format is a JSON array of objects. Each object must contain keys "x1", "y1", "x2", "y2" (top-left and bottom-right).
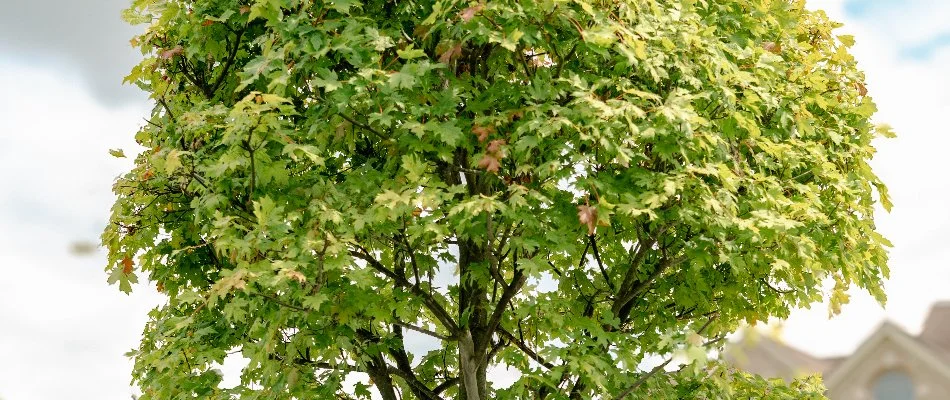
[
  {"x1": 142, "y1": 117, "x2": 163, "y2": 129},
  {"x1": 339, "y1": 112, "x2": 386, "y2": 139},
  {"x1": 158, "y1": 97, "x2": 177, "y2": 123},
  {"x1": 209, "y1": 24, "x2": 247, "y2": 95},
  {"x1": 614, "y1": 314, "x2": 719, "y2": 399},
  {"x1": 393, "y1": 320, "x2": 453, "y2": 341},
  {"x1": 588, "y1": 235, "x2": 615, "y2": 291},
  {"x1": 760, "y1": 278, "x2": 794, "y2": 294},
  {"x1": 257, "y1": 292, "x2": 308, "y2": 312},
  {"x1": 614, "y1": 358, "x2": 672, "y2": 400},
  {"x1": 497, "y1": 327, "x2": 554, "y2": 369},
  {"x1": 350, "y1": 247, "x2": 460, "y2": 333}
]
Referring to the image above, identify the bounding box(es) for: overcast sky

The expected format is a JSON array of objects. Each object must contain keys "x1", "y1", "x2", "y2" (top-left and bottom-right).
[{"x1": 0, "y1": 0, "x2": 948, "y2": 399}]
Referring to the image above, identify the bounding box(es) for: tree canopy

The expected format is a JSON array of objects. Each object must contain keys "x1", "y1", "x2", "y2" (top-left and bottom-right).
[{"x1": 105, "y1": 0, "x2": 892, "y2": 398}]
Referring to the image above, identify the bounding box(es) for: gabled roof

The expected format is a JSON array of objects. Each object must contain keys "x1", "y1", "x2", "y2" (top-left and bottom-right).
[
  {"x1": 919, "y1": 301, "x2": 950, "y2": 361},
  {"x1": 724, "y1": 334, "x2": 836, "y2": 381},
  {"x1": 822, "y1": 321, "x2": 950, "y2": 390},
  {"x1": 727, "y1": 302, "x2": 950, "y2": 387}
]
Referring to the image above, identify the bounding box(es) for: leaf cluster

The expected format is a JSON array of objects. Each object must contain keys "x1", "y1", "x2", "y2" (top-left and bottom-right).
[{"x1": 105, "y1": 0, "x2": 890, "y2": 399}]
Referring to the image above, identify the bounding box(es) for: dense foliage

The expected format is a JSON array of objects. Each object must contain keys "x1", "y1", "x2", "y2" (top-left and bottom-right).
[{"x1": 105, "y1": 0, "x2": 892, "y2": 398}]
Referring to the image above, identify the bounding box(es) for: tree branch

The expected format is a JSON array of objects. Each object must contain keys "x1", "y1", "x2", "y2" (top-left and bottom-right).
[
  {"x1": 398, "y1": 230, "x2": 422, "y2": 287},
  {"x1": 486, "y1": 265, "x2": 525, "y2": 338},
  {"x1": 554, "y1": 41, "x2": 579, "y2": 78},
  {"x1": 350, "y1": 247, "x2": 459, "y2": 333},
  {"x1": 760, "y1": 278, "x2": 794, "y2": 294},
  {"x1": 142, "y1": 117, "x2": 163, "y2": 129},
  {"x1": 613, "y1": 358, "x2": 672, "y2": 400},
  {"x1": 589, "y1": 235, "x2": 614, "y2": 291},
  {"x1": 614, "y1": 314, "x2": 719, "y2": 399},
  {"x1": 177, "y1": 57, "x2": 212, "y2": 98},
  {"x1": 393, "y1": 320, "x2": 452, "y2": 341},
  {"x1": 497, "y1": 327, "x2": 554, "y2": 369},
  {"x1": 433, "y1": 377, "x2": 460, "y2": 395},
  {"x1": 623, "y1": 254, "x2": 686, "y2": 305},
  {"x1": 256, "y1": 292, "x2": 307, "y2": 312},
  {"x1": 209, "y1": 24, "x2": 247, "y2": 95},
  {"x1": 387, "y1": 366, "x2": 444, "y2": 400},
  {"x1": 339, "y1": 112, "x2": 386, "y2": 139},
  {"x1": 615, "y1": 234, "x2": 655, "y2": 299},
  {"x1": 158, "y1": 97, "x2": 177, "y2": 123}
]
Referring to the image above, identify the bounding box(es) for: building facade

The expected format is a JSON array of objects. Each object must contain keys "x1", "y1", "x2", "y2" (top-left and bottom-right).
[{"x1": 726, "y1": 302, "x2": 950, "y2": 399}]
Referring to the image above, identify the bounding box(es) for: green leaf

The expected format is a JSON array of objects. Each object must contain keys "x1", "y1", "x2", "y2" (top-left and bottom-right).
[
  {"x1": 431, "y1": 121, "x2": 463, "y2": 145},
  {"x1": 107, "y1": 267, "x2": 137, "y2": 294},
  {"x1": 397, "y1": 45, "x2": 427, "y2": 60},
  {"x1": 875, "y1": 123, "x2": 896, "y2": 138},
  {"x1": 330, "y1": 0, "x2": 360, "y2": 14},
  {"x1": 165, "y1": 149, "x2": 182, "y2": 174},
  {"x1": 303, "y1": 294, "x2": 329, "y2": 310},
  {"x1": 838, "y1": 34, "x2": 855, "y2": 47},
  {"x1": 312, "y1": 70, "x2": 341, "y2": 92},
  {"x1": 283, "y1": 144, "x2": 325, "y2": 165},
  {"x1": 387, "y1": 70, "x2": 416, "y2": 89}
]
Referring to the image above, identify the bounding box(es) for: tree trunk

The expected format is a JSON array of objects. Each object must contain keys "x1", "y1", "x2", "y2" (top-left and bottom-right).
[
  {"x1": 459, "y1": 330, "x2": 483, "y2": 400},
  {"x1": 458, "y1": 240, "x2": 490, "y2": 399},
  {"x1": 366, "y1": 357, "x2": 398, "y2": 400}
]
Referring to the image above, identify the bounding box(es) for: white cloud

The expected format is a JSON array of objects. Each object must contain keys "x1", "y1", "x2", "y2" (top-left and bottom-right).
[
  {"x1": 0, "y1": 61, "x2": 162, "y2": 400},
  {"x1": 0, "y1": 0, "x2": 143, "y2": 105},
  {"x1": 842, "y1": 0, "x2": 950, "y2": 47}
]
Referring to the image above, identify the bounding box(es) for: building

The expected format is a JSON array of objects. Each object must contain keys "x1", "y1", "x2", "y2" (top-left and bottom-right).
[{"x1": 725, "y1": 302, "x2": 950, "y2": 399}]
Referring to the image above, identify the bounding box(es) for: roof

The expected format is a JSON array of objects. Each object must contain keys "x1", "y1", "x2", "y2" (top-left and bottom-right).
[
  {"x1": 724, "y1": 333, "x2": 837, "y2": 381},
  {"x1": 823, "y1": 321, "x2": 950, "y2": 390},
  {"x1": 919, "y1": 301, "x2": 950, "y2": 361},
  {"x1": 726, "y1": 302, "x2": 950, "y2": 387}
]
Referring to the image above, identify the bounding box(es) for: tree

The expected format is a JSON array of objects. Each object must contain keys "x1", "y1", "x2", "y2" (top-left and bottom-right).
[{"x1": 105, "y1": 0, "x2": 892, "y2": 398}]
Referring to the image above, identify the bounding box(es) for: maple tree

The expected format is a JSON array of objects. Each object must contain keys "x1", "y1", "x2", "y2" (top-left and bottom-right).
[{"x1": 105, "y1": 0, "x2": 892, "y2": 399}]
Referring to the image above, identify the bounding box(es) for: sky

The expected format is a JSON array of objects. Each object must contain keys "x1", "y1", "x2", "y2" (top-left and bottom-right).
[{"x1": 0, "y1": 0, "x2": 948, "y2": 399}]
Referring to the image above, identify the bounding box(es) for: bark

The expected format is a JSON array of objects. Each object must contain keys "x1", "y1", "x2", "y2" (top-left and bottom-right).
[
  {"x1": 366, "y1": 357, "x2": 398, "y2": 400},
  {"x1": 458, "y1": 239, "x2": 490, "y2": 400},
  {"x1": 459, "y1": 330, "x2": 482, "y2": 400}
]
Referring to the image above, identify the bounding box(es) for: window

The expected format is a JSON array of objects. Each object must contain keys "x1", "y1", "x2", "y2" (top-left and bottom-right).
[{"x1": 873, "y1": 370, "x2": 915, "y2": 400}]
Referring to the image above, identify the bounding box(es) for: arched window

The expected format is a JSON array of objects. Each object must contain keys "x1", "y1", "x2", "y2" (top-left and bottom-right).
[{"x1": 873, "y1": 370, "x2": 915, "y2": 400}]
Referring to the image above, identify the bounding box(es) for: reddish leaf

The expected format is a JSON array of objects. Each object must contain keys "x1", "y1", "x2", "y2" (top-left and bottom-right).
[
  {"x1": 459, "y1": 4, "x2": 484, "y2": 22},
  {"x1": 160, "y1": 45, "x2": 184, "y2": 60},
  {"x1": 202, "y1": 19, "x2": 215, "y2": 27},
  {"x1": 855, "y1": 82, "x2": 868, "y2": 96},
  {"x1": 762, "y1": 41, "x2": 782, "y2": 54},
  {"x1": 477, "y1": 154, "x2": 501, "y2": 173},
  {"x1": 286, "y1": 270, "x2": 307, "y2": 283},
  {"x1": 487, "y1": 139, "x2": 506, "y2": 155},
  {"x1": 439, "y1": 44, "x2": 463, "y2": 64},
  {"x1": 413, "y1": 25, "x2": 430, "y2": 38},
  {"x1": 472, "y1": 125, "x2": 494, "y2": 142},
  {"x1": 122, "y1": 257, "x2": 134, "y2": 275},
  {"x1": 239, "y1": 5, "x2": 251, "y2": 14},
  {"x1": 577, "y1": 205, "x2": 597, "y2": 235}
]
